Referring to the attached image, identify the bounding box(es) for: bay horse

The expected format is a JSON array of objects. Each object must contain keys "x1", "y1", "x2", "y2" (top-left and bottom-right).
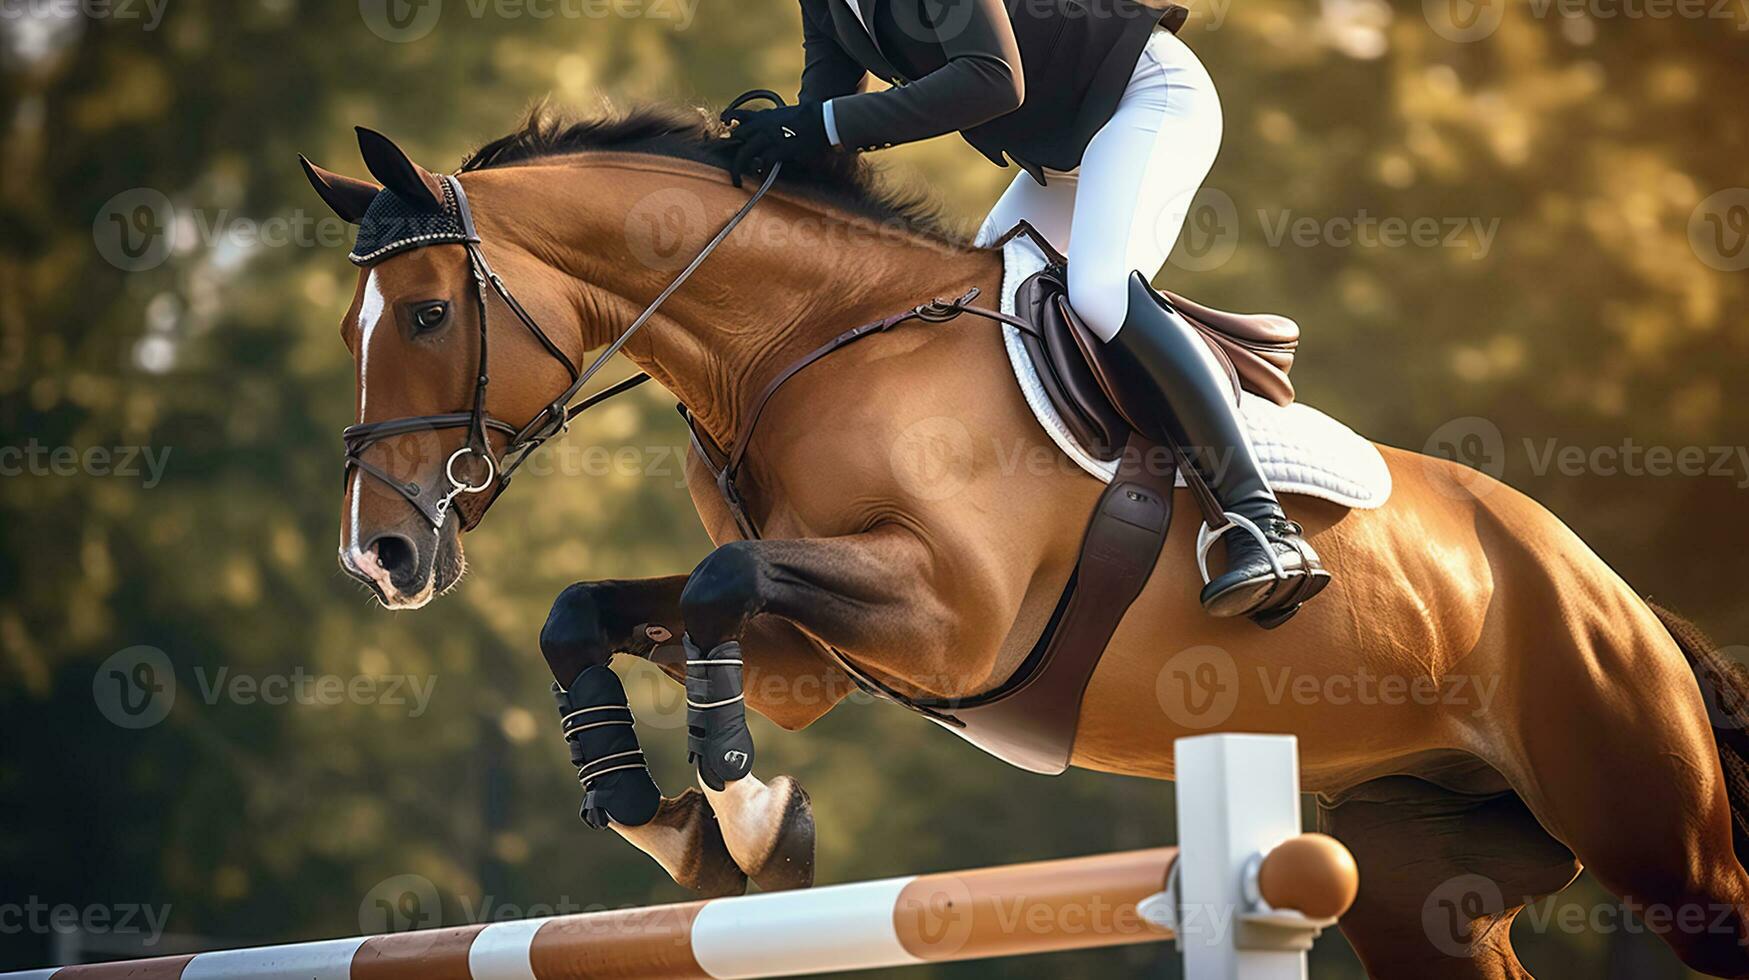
[{"x1": 303, "y1": 108, "x2": 1749, "y2": 979}]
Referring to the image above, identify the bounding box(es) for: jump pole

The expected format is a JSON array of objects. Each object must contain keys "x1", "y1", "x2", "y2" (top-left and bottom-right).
[{"x1": 1, "y1": 734, "x2": 1357, "y2": 980}]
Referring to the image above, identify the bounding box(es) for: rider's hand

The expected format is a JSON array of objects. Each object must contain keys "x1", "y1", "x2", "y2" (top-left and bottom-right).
[{"x1": 720, "y1": 102, "x2": 829, "y2": 187}]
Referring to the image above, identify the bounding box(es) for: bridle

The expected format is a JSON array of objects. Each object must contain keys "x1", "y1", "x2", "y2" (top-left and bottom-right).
[{"x1": 341, "y1": 101, "x2": 784, "y2": 533}]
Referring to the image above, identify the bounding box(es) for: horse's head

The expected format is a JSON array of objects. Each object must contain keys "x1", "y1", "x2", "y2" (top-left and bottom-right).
[{"x1": 302, "y1": 129, "x2": 579, "y2": 608}]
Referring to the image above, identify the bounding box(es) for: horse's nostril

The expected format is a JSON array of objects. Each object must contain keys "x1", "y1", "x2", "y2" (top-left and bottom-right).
[{"x1": 368, "y1": 534, "x2": 420, "y2": 585}]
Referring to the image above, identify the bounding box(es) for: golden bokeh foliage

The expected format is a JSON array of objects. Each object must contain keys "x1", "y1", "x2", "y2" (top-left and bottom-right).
[{"x1": 0, "y1": 1, "x2": 1744, "y2": 975}]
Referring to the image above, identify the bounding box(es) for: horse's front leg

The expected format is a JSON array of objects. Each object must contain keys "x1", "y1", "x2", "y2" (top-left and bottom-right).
[
  {"x1": 679, "y1": 529, "x2": 953, "y2": 887},
  {"x1": 541, "y1": 574, "x2": 852, "y2": 894},
  {"x1": 540, "y1": 574, "x2": 761, "y2": 897}
]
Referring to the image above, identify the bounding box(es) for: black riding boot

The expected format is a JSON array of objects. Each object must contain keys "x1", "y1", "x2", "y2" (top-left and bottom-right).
[{"x1": 1102, "y1": 272, "x2": 1329, "y2": 624}]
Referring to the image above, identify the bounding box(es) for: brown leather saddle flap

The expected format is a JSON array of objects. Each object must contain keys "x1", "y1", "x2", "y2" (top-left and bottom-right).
[
  {"x1": 1013, "y1": 265, "x2": 1300, "y2": 463},
  {"x1": 1015, "y1": 269, "x2": 1131, "y2": 460},
  {"x1": 1158, "y1": 285, "x2": 1299, "y2": 406}
]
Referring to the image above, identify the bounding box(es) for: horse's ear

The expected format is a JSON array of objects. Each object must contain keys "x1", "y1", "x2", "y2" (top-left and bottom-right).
[
  {"x1": 356, "y1": 126, "x2": 445, "y2": 211},
  {"x1": 299, "y1": 156, "x2": 380, "y2": 223}
]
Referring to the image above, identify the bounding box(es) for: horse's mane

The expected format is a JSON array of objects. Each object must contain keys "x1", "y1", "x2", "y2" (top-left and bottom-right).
[{"x1": 459, "y1": 102, "x2": 972, "y2": 249}]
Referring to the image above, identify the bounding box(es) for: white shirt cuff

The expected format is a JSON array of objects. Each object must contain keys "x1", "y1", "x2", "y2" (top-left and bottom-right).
[{"x1": 822, "y1": 99, "x2": 843, "y2": 148}]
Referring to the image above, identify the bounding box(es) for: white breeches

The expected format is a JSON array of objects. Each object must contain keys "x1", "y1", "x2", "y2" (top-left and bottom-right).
[{"x1": 975, "y1": 29, "x2": 1223, "y2": 342}]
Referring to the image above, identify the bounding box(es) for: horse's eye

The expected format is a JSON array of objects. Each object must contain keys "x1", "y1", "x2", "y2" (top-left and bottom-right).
[{"x1": 413, "y1": 302, "x2": 449, "y2": 331}]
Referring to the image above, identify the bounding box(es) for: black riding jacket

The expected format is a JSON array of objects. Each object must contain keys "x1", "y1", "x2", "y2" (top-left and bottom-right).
[{"x1": 799, "y1": 0, "x2": 1184, "y2": 180}]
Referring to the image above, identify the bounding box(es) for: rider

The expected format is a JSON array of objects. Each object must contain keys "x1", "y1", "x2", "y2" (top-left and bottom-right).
[{"x1": 723, "y1": 0, "x2": 1328, "y2": 620}]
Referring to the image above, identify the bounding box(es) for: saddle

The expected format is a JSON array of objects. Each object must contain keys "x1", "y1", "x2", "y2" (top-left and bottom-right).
[{"x1": 1005, "y1": 225, "x2": 1301, "y2": 461}]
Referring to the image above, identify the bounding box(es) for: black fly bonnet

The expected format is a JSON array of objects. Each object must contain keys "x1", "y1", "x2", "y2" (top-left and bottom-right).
[{"x1": 348, "y1": 177, "x2": 477, "y2": 266}]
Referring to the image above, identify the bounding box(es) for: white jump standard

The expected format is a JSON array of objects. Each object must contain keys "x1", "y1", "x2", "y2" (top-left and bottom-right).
[{"x1": 1, "y1": 735, "x2": 1357, "y2": 980}]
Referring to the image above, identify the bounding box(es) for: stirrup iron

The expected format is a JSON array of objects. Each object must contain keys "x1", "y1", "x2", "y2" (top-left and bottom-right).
[{"x1": 1194, "y1": 512, "x2": 1291, "y2": 588}]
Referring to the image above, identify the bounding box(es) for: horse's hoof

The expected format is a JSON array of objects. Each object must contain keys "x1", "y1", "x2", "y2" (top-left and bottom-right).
[
  {"x1": 658, "y1": 788, "x2": 749, "y2": 898},
  {"x1": 744, "y1": 775, "x2": 815, "y2": 892}
]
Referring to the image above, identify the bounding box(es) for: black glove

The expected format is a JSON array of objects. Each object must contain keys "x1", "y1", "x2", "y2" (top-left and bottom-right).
[{"x1": 721, "y1": 102, "x2": 829, "y2": 187}]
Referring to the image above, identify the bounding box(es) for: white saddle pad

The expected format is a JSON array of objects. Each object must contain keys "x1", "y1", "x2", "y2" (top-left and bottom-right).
[{"x1": 999, "y1": 237, "x2": 1392, "y2": 510}]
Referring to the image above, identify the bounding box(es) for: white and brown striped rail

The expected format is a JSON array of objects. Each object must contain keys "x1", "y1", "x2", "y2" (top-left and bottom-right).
[
  {"x1": 3, "y1": 847, "x2": 1181, "y2": 980},
  {"x1": 2, "y1": 735, "x2": 1357, "y2": 980}
]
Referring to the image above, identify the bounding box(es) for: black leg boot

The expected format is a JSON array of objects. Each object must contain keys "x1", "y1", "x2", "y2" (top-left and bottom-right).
[
  {"x1": 1101, "y1": 272, "x2": 1330, "y2": 624},
  {"x1": 552, "y1": 665, "x2": 660, "y2": 829}
]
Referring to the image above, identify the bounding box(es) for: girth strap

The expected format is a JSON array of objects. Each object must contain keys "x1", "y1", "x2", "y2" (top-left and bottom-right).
[{"x1": 916, "y1": 435, "x2": 1179, "y2": 773}]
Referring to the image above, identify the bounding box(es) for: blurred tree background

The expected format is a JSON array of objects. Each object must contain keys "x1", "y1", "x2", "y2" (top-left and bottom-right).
[{"x1": 0, "y1": 0, "x2": 1743, "y2": 976}]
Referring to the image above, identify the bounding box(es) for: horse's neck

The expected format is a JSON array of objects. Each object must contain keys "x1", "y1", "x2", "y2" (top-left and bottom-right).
[
  {"x1": 513, "y1": 159, "x2": 1001, "y2": 447},
  {"x1": 661, "y1": 232, "x2": 996, "y2": 444}
]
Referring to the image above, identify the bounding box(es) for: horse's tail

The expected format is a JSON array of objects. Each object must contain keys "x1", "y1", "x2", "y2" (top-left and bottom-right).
[{"x1": 1652, "y1": 600, "x2": 1749, "y2": 865}]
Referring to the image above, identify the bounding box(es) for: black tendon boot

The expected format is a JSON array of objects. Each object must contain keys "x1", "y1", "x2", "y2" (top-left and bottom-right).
[
  {"x1": 686, "y1": 634, "x2": 755, "y2": 791},
  {"x1": 1103, "y1": 272, "x2": 1330, "y2": 625},
  {"x1": 552, "y1": 665, "x2": 660, "y2": 829}
]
